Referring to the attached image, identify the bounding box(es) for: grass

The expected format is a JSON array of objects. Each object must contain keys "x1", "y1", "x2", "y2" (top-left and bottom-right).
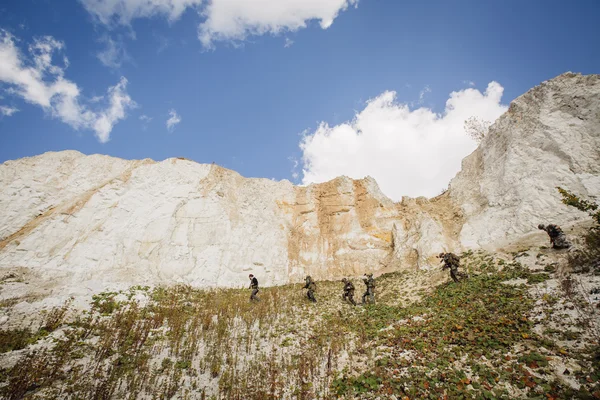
[{"x1": 1, "y1": 253, "x2": 600, "y2": 399}]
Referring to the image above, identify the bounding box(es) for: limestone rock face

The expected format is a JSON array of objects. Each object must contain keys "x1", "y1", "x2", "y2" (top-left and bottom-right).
[
  {"x1": 0, "y1": 154, "x2": 414, "y2": 299},
  {"x1": 0, "y1": 73, "x2": 599, "y2": 304},
  {"x1": 449, "y1": 73, "x2": 600, "y2": 248}
]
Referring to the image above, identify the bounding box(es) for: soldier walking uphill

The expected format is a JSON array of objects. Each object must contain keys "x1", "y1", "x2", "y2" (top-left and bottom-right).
[
  {"x1": 303, "y1": 276, "x2": 317, "y2": 303},
  {"x1": 248, "y1": 274, "x2": 259, "y2": 301},
  {"x1": 341, "y1": 278, "x2": 356, "y2": 306},
  {"x1": 361, "y1": 273, "x2": 375, "y2": 304},
  {"x1": 538, "y1": 224, "x2": 571, "y2": 249},
  {"x1": 438, "y1": 252, "x2": 466, "y2": 283}
]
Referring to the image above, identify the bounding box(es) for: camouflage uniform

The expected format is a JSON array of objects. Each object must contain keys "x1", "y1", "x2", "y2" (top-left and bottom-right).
[
  {"x1": 438, "y1": 252, "x2": 464, "y2": 283},
  {"x1": 303, "y1": 276, "x2": 317, "y2": 303},
  {"x1": 361, "y1": 273, "x2": 375, "y2": 304},
  {"x1": 538, "y1": 224, "x2": 571, "y2": 249},
  {"x1": 341, "y1": 278, "x2": 356, "y2": 306},
  {"x1": 249, "y1": 275, "x2": 259, "y2": 301}
]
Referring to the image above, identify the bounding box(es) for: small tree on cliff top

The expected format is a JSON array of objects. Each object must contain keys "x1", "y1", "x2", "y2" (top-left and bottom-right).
[{"x1": 464, "y1": 116, "x2": 491, "y2": 144}]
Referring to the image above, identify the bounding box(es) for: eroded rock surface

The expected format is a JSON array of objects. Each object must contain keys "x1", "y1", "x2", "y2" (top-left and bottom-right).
[
  {"x1": 450, "y1": 72, "x2": 600, "y2": 248},
  {"x1": 0, "y1": 73, "x2": 599, "y2": 306}
]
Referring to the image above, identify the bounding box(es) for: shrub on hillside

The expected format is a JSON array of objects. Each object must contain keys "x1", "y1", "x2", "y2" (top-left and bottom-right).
[{"x1": 557, "y1": 187, "x2": 600, "y2": 272}]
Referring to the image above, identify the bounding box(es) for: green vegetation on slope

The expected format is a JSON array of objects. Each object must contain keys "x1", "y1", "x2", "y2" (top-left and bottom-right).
[{"x1": 0, "y1": 252, "x2": 599, "y2": 399}]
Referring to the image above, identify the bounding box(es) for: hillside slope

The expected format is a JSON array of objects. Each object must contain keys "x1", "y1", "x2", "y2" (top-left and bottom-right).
[{"x1": 1, "y1": 231, "x2": 599, "y2": 399}]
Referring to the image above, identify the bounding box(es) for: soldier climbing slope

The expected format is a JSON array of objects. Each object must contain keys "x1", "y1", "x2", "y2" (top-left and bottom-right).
[
  {"x1": 248, "y1": 274, "x2": 259, "y2": 301},
  {"x1": 538, "y1": 224, "x2": 571, "y2": 249},
  {"x1": 361, "y1": 273, "x2": 375, "y2": 304},
  {"x1": 341, "y1": 278, "x2": 356, "y2": 306},
  {"x1": 438, "y1": 252, "x2": 467, "y2": 283},
  {"x1": 303, "y1": 276, "x2": 317, "y2": 303}
]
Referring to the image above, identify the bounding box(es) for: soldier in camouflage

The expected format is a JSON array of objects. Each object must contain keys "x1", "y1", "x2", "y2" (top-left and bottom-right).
[
  {"x1": 438, "y1": 252, "x2": 465, "y2": 283},
  {"x1": 538, "y1": 224, "x2": 571, "y2": 249},
  {"x1": 361, "y1": 273, "x2": 375, "y2": 304},
  {"x1": 341, "y1": 278, "x2": 356, "y2": 306},
  {"x1": 303, "y1": 275, "x2": 317, "y2": 303},
  {"x1": 248, "y1": 274, "x2": 259, "y2": 301}
]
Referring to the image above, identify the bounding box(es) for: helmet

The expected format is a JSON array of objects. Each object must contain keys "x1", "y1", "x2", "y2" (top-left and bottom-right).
[
  {"x1": 341, "y1": 278, "x2": 347, "y2": 283},
  {"x1": 438, "y1": 252, "x2": 445, "y2": 258},
  {"x1": 249, "y1": 274, "x2": 254, "y2": 278},
  {"x1": 538, "y1": 224, "x2": 545, "y2": 230}
]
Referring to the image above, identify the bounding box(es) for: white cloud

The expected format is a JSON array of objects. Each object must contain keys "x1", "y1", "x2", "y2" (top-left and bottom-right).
[
  {"x1": 92, "y1": 78, "x2": 135, "y2": 142},
  {"x1": 89, "y1": 95, "x2": 104, "y2": 103},
  {"x1": 463, "y1": 80, "x2": 475, "y2": 87},
  {"x1": 140, "y1": 114, "x2": 152, "y2": 130},
  {"x1": 284, "y1": 37, "x2": 294, "y2": 48},
  {"x1": 155, "y1": 33, "x2": 171, "y2": 53},
  {"x1": 200, "y1": 0, "x2": 359, "y2": 48},
  {"x1": 79, "y1": 0, "x2": 204, "y2": 25},
  {"x1": 79, "y1": 0, "x2": 358, "y2": 48},
  {"x1": 96, "y1": 36, "x2": 132, "y2": 69},
  {"x1": 300, "y1": 82, "x2": 508, "y2": 200},
  {"x1": 0, "y1": 105, "x2": 19, "y2": 116},
  {"x1": 0, "y1": 30, "x2": 136, "y2": 142},
  {"x1": 288, "y1": 156, "x2": 299, "y2": 180},
  {"x1": 166, "y1": 109, "x2": 181, "y2": 132},
  {"x1": 418, "y1": 85, "x2": 431, "y2": 104}
]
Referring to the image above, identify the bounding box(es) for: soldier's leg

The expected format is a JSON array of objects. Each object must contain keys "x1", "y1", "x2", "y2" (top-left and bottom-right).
[
  {"x1": 554, "y1": 234, "x2": 571, "y2": 249},
  {"x1": 450, "y1": 270, "x2": 460, "y2": 283},
  {"x1": 369, "y1": 290, "x2": 374, "y2": 304},
  {"x1": 309, "y1": 290, "x2": 316, "y2": 302},
  {"x1": 362, "y1": 291, "x2": 368, "y2": 304},
  {"x1": 251, "y1": 289, "x2": 259, "y2": 301}
]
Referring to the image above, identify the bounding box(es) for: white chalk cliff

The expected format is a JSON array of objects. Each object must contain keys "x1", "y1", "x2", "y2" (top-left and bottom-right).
[{"x1": 1, "y1": 72, "x2": 599, "y2": 302}]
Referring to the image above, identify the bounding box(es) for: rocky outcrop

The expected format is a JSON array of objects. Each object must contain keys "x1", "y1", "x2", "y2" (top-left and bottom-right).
[
  {"x1": 0, "y1": 153, "x2": 413, "y2": 297},
  {"x1": 450, "y1": 73, "x2": 600, "y2": 248},
  {"x1": 0, "y1": 73, "x2": 599, "y2": 303}
]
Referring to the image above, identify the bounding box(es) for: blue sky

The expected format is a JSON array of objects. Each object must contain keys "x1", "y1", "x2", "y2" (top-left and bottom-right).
[{"x1": 1, "y1": 0, "x2": 599, "y2": 199}]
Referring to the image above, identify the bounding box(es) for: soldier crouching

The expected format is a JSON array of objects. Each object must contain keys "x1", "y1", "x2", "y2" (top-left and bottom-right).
[{"x1": 538, "y1": 224, "x2": 571, "y2": 249}]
